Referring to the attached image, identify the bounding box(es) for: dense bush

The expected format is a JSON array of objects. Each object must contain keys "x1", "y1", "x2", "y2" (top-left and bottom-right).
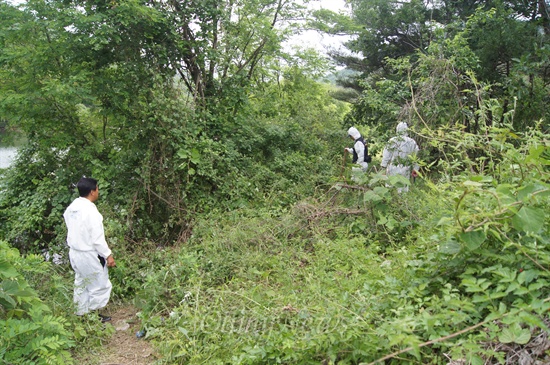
[
  {"x1": 0, "y1": 241, "x2": 75, "y2": 364},
  {"x1": 0, "y1": 75, "x2": 347, "y2": 253}
]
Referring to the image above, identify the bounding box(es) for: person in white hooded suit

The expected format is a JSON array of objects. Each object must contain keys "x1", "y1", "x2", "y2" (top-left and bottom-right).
[
  {"x1": 381, "y1": 122, "x2": 419, "y2": 193},
  {"x1": 345, "y1": 127, "x2": 369, "y2": 180},
  {"x1": 64, "y1": 177, "x2": 115, "y2": 321}
]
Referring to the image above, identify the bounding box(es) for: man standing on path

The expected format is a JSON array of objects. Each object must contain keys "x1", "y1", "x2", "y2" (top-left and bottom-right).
[
  {"x1": 64, "y1": 177, "x2": 115, "y2": 322},
  {"x1": 381, "y1": 122, "x2": 420, "y2": 193}
]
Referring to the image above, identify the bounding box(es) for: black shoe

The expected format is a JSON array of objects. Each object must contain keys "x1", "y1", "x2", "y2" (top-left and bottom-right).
[{"x1": 98, "y1": 314, "x2": 111, "y2": 323}]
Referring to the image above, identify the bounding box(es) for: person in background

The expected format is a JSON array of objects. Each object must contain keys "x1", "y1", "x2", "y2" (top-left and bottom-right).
[
  {"x1": 345, "y1": 127, "x2": 370, "y2": 180},
  {"x1": 381, "y1": 122, "x2": 419, "y2": 193},
  {"x1": 63, "y1": 177, "x2": 115, "y2": 322}
]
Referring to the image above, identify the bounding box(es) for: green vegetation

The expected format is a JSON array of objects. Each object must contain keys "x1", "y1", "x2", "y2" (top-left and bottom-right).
[
  {"x1": 0, "y1": 0, "x2": 549, "y2": 363},
  {"x1": 129, "y1": 125, "x2": 549, "y2": 364},
  {"x1": 0, "y1": 240, "x2": 112, "y2": 364}
]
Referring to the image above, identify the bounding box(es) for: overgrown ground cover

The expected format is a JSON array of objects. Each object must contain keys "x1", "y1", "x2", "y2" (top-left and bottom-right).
[
  {"x1": 112, "y1": 126, "x2": 548, "y2": 364},
  {"x1": 1, "y1": 124, "x2": 549, "y2": 364},
  {"x1": 0, "y1": 123, "x2": 550, "y2": 364}
]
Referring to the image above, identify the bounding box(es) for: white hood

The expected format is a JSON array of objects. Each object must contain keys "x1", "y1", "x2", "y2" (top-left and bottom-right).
[
  {"x1": 347, "y1": 127, "x2": 361, "y2": 140},
  {"x1": 396, "y1": 122, "x2": 409, "y2": 135}
]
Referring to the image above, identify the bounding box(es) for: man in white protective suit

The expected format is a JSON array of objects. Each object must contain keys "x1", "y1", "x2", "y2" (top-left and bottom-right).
[
  {"x1": 381, "y1": 122, "x2": 420, "y2": 193},
  {"x1": 64, "y1": 177, "x2": 115, "y2": 322},
  {"x1": 345, "y1": 127, "x2": 370, "y2": 181}
]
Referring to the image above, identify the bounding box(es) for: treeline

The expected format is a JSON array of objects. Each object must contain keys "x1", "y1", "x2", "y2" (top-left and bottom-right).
[
  {"x1": 324, "y1": 0, "x2": 549, "y2": 132},
  {"x1": 0, "y1": 0, "x2": 349, "y2": 252}
]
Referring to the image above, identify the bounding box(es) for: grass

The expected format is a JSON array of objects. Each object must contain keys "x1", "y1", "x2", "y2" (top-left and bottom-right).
[{"x1": 125, "y1": 188, "x2": 453, "y2": 364}]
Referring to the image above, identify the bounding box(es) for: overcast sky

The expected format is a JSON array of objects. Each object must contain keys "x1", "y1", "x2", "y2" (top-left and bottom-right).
[
  {"x1": 316, "y1": 0, "x2": 348, "y2": 13},
  {"x1": 284, "y1": 0, "x2": 351, "y2": 56}
]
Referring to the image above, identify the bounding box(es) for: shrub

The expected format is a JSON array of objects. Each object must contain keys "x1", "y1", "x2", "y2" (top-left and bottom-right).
[{"x1": 0, "y1": 241, "x2": 75, "y2": 364}]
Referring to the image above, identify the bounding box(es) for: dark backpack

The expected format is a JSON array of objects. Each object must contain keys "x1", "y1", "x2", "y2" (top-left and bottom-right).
[{"x1": 352, "y1": 137, "x2": 372, "y2": 163}]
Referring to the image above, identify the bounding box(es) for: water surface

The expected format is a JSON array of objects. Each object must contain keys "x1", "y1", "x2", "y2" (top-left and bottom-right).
[{"x1": 0, "y1": 147, "x2": 17, "y2": 169}]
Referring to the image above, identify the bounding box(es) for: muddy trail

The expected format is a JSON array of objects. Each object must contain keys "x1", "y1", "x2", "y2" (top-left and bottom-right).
[{"x1": 77, "y1": 305, "x2": 158, "y2": 365}]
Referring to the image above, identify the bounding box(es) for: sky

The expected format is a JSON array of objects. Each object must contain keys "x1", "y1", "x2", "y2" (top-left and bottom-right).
[
  {"x1": 314, "y1": 0, "x2": 348, "y2": 12},
  {"x1": 284, "y1": 0, "x2": 351, "y2": 56}
]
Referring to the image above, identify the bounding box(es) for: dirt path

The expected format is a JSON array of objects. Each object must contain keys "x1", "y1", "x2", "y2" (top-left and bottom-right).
[{"x1": 79, "y1": 304, "x2": 158, "y2": 365}]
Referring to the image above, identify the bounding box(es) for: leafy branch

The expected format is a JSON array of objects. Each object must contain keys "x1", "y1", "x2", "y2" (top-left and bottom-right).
[{"x1": 365, "y1": 297, "x2": 550, "y2": 365}]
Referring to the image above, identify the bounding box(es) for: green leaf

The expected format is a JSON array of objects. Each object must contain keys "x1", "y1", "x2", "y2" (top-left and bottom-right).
[
  {"x1": 373, "y1": 186, "x2": 390, "y2": 197},
  {"x1": 387, "y1": 174, "x2": 410, "y2": 187},
  {"x1": 467, "y1": 355, "x2": 484, "y2": 365},
  {"x1": 511, "y1": 206, "x2": 544, "y2": 233},
  {"x1": 176, "y1": 149, "x2": 188, "y2": 159},
  {"x1": 485, "y1": 312, "x2": 501, "y2": 322},
  {"x1": 518, "y1": 312, "x2": 548, "y2": 330},
  {"x1": 436, "y1": 216, "x2": 453, "y2": 226},
  {"x1": 0, "y1": 292, "x2": 17, "y2": 309},
  {"x1": 525, "y1": 145, "x2": 547, "y2": 164},
  {"x1": 488, "y1": 291, "x2": 506, "y2": 299},
  {"x1": 0, "y1": 260, "x2": 19, "y2": 278},
  {"x1": 472, "y1": 293, "x2": 490, "y2": 303},
  {"x1": 376, "y1": 215, "x2": 388, "y2": 225},
  {"x1": 385, "y1": 216, "x2": 397, "y2": 230},
  {"x1": 469, "y1": 175, "x2": 493, "y2": 183},
  {"x1": 190, "y1": 149, "x2": 201, "y2": 164},
  {"x1": 462, "y1": 180, "x2": 483, "y2": 187},
  {"x1": 2, "y1": 280, "x2": 37, "y2": 298},
  {"x1": 528, "y1": 282, "x2": 545, "y2": 291},
  {"x1": 498, "y1": 323, "x2": 530, "y2": 344},
  {"x1": 459, "y1": 230, "x2": 486, "y2": 250},
  {"x1": 516, "y1": 269, "x2": 535, "y2": 285},
  {"x1": 363, "y1": 190, "x2": 384, "y2": 203},
  {"x1": 496, "y1": 184, "x2": 516, "y2": 204},
  {"x1": 439, "y1": 240, "x2": 461, "y2": 255},
  {"x1": 409, "y1": 344, "x2": 421, "y2": 360},
  {"x1": 517, "y1": 183, "x2": 541, "y2": 201}
]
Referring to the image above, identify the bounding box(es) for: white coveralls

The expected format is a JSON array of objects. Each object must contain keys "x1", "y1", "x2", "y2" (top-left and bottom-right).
[
  {"x1": 346, "y1": 127, "x2": 369, "y2": 180},
  {"x1": 381, "y1": 122, "x2": 419, "y2": 193},
  {"x1": 64, "y1": 197, "x2": 112, "y2": 315}
]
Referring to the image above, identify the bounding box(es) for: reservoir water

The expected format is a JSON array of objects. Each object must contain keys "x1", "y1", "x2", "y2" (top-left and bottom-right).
[{"x1": 0, "y1": 147, "x2": 17, "y2": 169}]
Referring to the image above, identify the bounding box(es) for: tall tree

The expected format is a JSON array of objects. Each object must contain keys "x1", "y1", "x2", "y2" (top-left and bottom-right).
[
  {"x1": 314, "y1": 0, "x2": 549, "y2": 134},
  {"x1": 0, "y1": 0, "x2": 349, "y2": 248},
  {"x1": 320, "y1": 0, "x2": 549, "y2": 76}
]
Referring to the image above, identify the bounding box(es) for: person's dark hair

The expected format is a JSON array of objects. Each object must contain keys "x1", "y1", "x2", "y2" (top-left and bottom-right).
[{"x1": 76, "y1": 177, "x2": 98, "y2": 197}]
